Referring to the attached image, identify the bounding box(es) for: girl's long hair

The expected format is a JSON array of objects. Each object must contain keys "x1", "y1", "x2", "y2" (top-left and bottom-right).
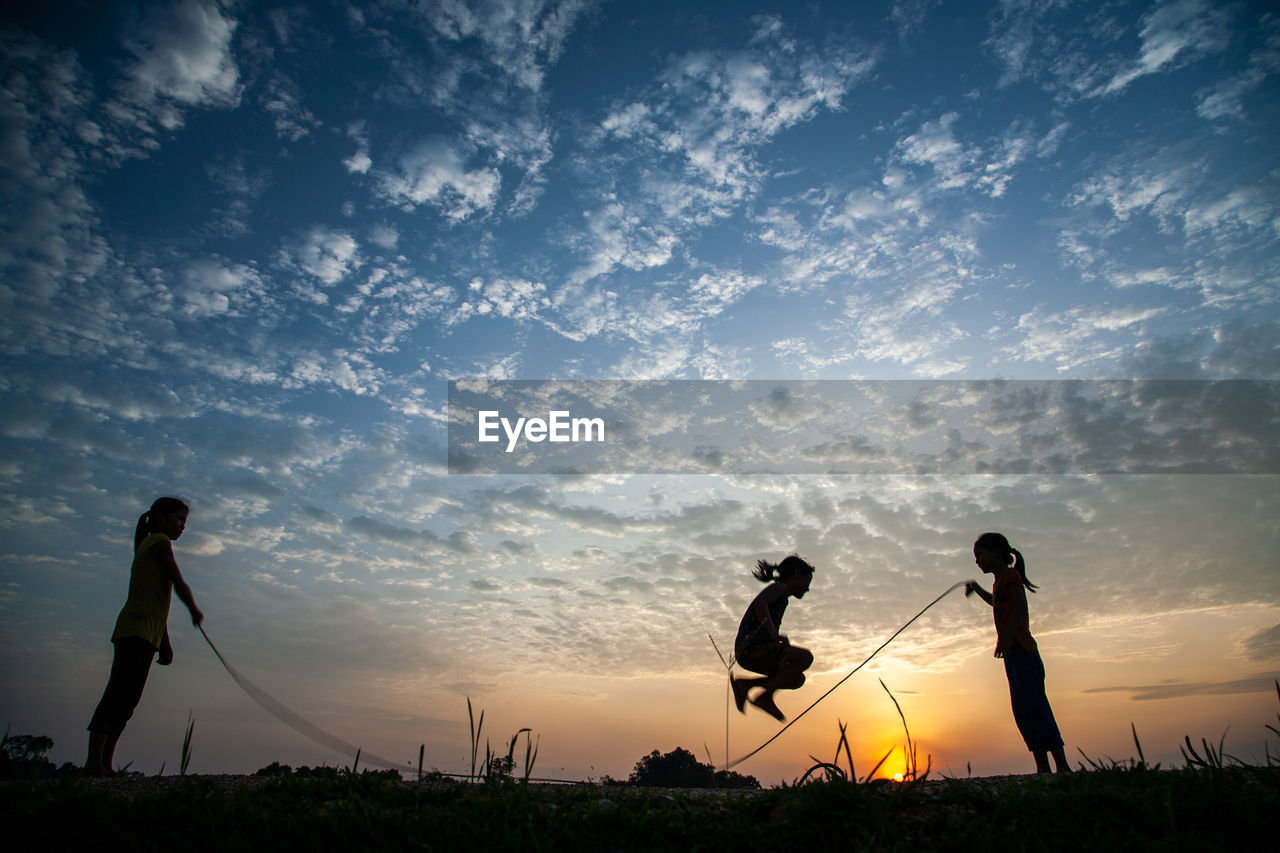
[
  {"x1": 974, "y1": 532, "x2": 1037, "y2": 592},
  {"x1": 134, "y1": 496, "x2": 190, "y2": 551},
  {"x1": 752, "y1": 554, "x2": 815, "y2": 584}
]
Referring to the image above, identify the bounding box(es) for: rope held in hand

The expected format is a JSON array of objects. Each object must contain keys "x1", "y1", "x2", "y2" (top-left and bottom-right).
[
  {"x1": 198, "y1": 624, "x2": 408, "y2": 771},
  {"x1": 724, "y1": 581, "x2": 967, "y2": 770}
]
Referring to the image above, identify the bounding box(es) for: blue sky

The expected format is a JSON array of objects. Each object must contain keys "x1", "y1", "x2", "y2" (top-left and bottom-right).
[{"x1": 1, "y1": 0, "x2": 1277, "y2": 781}]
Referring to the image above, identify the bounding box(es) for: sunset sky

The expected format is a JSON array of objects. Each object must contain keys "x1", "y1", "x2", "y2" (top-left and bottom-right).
[{"x1": 1, "y1": 0, "x2": 1277, "y2": 784}]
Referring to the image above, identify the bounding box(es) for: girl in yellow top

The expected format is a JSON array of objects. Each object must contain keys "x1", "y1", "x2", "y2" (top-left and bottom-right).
[
  {"x1": 85, "y1": 497, "x2": 204, "y2": 776},
  {"x1": 965, "y1": 532, "x2": 1068, "y2": 774}
]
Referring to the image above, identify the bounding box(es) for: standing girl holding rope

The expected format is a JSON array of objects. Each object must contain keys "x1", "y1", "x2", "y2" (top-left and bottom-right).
[
  {"x1": 85, "y1": 497, "x2": 204, "y2": 775},
  {"x1": 965, "y1": 532, "x2": 1069, "y2": 774},
  {"x1": 731, "y1": 555, "x2": 815, "y2": 722}
]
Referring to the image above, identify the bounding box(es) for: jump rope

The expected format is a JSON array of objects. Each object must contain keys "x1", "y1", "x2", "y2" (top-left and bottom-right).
[
  {"x1": 197, "y1": 581, "x2": 968, "y2": 775},
  {"x1": 723, "y1": 581, "x2": 967, "y2": 769},
  {"x1": 198, "y1": 624, "x2": 407, "y2": 771}
]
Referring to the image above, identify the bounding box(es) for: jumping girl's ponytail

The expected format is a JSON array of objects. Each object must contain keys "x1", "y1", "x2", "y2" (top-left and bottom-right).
[
  {"x1": 134, "y1": 496, "x2": 190, "y2": 551},
  {"x1": 1010, "y1": 546, "x2": 1037, "y2": 593},
  {"x1": 975, "y1": 532, "x2": 1037, "y2": 593},
  {"x1": 752, "y1": 554, "x2": 815, "y2": 584}
]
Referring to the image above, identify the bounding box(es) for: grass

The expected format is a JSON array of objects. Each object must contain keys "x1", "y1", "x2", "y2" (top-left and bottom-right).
[
  {"x1": 5, "y1": 686, "x2": 1278, "y2": 850},
  {"x1": 3, "y1": 764, "x2": 1277, "y2": 851},
  {"x1": 180, "y1": 713, "x2": 195, "y2": 776},
  {"x1": 467, "y1": 697, "x2": 541, "y2": 784}
]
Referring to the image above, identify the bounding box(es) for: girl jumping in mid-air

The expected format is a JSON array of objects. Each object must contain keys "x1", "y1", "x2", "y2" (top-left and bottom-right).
[
  {"x1": 731, "y1": 555, "x2": 815, "y2": 722},
  {"x1": 85, "y1": 497, "x2": 204, "y2": 776},
  {"x1": 965, "y1": 532, "x2": 1069, "y2": 774}
]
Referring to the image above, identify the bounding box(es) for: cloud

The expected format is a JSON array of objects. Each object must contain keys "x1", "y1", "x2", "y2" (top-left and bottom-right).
[
  {"x1": 567, "y1": 203, "x2": 678, "y2": 286},
  {"x1": 176, "y1": 258, "x2": 263, "y2": 317},
  {"x1": 202, "y1": 155, "x2": 270, "y2": 238},
  {"x1": 573, "y1": 19, "x2": 876, "y2": 284},
  {"x1": 117, "y1": 0, "x2": 242, "y2": 132},
  {"x1": 260, "y1": 72, "x2": 317, "y2": 141},
  {"x1": 353, "y1": 1, "x2": 591, "y2": 220},
  {"x1": 890, "y1": 0, "x2": 941, "y2": 39},
  {"x1": 896, "y1": 113, "x2": 1041, "y2": 198},
  {"x1": 460, "y1": 276, "x2": 550, "y2": 322},
  {"x1": 897, "y1": 112, "x2": 971, "y2": 190},
  {"x1": 286, "y1": 227, "x2": 361, "y2": 288},
  {"x1": 345, "y1": 514, "x2": 476, "y2": 556},
  {"x1": 1056, "y1": 143, "x2": 1280, "y2": 318},
  {"x1": 1182, "y1": 186, "x2": 1277, "y2": 238},
  {"x1": 1083, "y1": 675, "x2": 1278, "y2": 701},
  {"x1": 985, "y1": 0, "x2": 1231, "y2": 102},
  {"x1": 1240, "y1": 623, "x2": 1280, "y2": 662},
  {"x1": 755, "y1": 176, "x2": 987, "y2": 371},
  {"x1": 367, "y1": 224, "x2": 398, "y2": 249},
  {"x1": 378, "y1": 139, "x2": 501, "y2": 220},
  {"x1": 1096, "y1": 0, "x2": 1229, "y2": 97},
  {"x1": 422, "y1": 0, "x2": 593, "y2": 94},
  {"x1": 1000, "y1": 305, "x2": 1167, "y2": 372},
  {"x1": 1195, "y1": 17, "x2": 1280, "y2": 122},
  {"x1": 286, "y1": 349, "x2": 383, "y2": 396},
  {"x1": 1068, "y1": 161, "x2": 1196, "y2": 226},
  {"x1": 344, "y1": 149, "x2": 373, "y2": 174},
  {"x1": 0, "y1": 35, "x2": 161, "y2": 363},
  {"x1": 985, "y1": 0, "x2": 1111, "y2": 94}
]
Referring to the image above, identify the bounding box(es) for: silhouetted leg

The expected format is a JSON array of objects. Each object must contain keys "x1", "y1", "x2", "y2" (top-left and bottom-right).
[
  {"x1": 750, "y1": 646, "x2": 813, "y2": 720},
  {"x1": 731, "y1": 675, "x2": 759, "y2": 711},
  {"x1": 749, "y1": 689, "x2": 785, "y2": 721},
  {"x1": 102, "y1": 732, "x2": 122, "y2": 773},
  {"x1": 86, "y1": 637, "x2": 154, "y2": 774},
  {"x1": 85, "y1": 732, "x2": 108, "y2": 775}
]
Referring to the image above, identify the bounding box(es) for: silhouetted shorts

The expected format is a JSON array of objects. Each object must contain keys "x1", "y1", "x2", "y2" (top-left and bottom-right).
[
  {"x1": 88, "y1": 636, "x2": 157, "y2": 737},
  {"x1": 1002, "y1": 645, "x2": 1064, "y2": 752},
  {"x1": 735, "y1": 639, "x2": 789, "y2": 677}
]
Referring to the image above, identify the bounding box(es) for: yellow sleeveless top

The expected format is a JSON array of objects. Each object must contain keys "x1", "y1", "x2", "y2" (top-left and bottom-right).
[{"x1": 111, "y1": 532, "x2": 173, "y2": 649}]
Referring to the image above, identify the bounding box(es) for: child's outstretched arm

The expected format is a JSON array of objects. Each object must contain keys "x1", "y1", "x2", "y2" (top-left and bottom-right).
[
  {"x1": 156, "y1": 539, "x2": 204, "y2": 627},
  {"x1": 965, "y1": 580, "x2": 993, "y2": 606}
]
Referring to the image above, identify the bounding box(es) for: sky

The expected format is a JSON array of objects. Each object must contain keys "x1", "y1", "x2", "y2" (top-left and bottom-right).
[{"x1": 1, "y1": 0, "x2": 1277, "y2": 784}]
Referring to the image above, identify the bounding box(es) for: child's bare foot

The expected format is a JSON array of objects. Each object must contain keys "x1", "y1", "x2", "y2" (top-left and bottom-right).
[
  {"x1": 750, "y1": 692, "x2": 786, "y2": 722},
  {"x1": 731, "y1": 676, "x2": 750, "y2": 713}
]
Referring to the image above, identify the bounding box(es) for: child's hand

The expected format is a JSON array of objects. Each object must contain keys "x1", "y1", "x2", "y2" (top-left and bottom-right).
[
  {"x1": 158, "y1": 648, "x2": 173, "y2": 665},
  {"x1": 964, "y1": 581, "x2": 978, "y2": 597},
  {"x1": 190, "y1": 605, "x2": 204, "y2": 627}
]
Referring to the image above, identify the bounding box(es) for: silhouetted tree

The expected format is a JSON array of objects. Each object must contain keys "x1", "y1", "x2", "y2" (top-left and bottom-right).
[
  {"x1": 628, "y1": 747, "x2": 760, "y2": 789},
  {"x1": 255, "y1": 761, "x2": 292, "y2": 776},
  {"x1": 1, "y1": 732, "x2": 59, "y2": 778}
]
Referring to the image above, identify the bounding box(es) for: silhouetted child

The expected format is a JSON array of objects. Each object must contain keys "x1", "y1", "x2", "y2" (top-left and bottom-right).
[
  {"x1": 965, "y1": 532, "x2": 1069, "y2": 774},
  {"x1": 85, "y1": 497, "x2": 204, "y2": 775},
  {"x1": 731, "y1": 555, "x2": 815, "y2": 722}
]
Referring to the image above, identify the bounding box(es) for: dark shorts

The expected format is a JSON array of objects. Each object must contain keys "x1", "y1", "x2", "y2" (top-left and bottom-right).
[
  {"x1": 88, "y1": 636, "x2": 157, "y2": 737},
  {"x1": 735, "y1": 639, "x2": 790, "y2": 677},
  {"x1": 1002, "y1": 645, "x2": 1064, "y2": 752}
]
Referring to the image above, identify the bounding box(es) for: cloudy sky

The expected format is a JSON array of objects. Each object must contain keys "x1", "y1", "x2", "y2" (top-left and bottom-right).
[{"x1": 1, "y1": 0, "x2": 1277, "y2": 782}]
